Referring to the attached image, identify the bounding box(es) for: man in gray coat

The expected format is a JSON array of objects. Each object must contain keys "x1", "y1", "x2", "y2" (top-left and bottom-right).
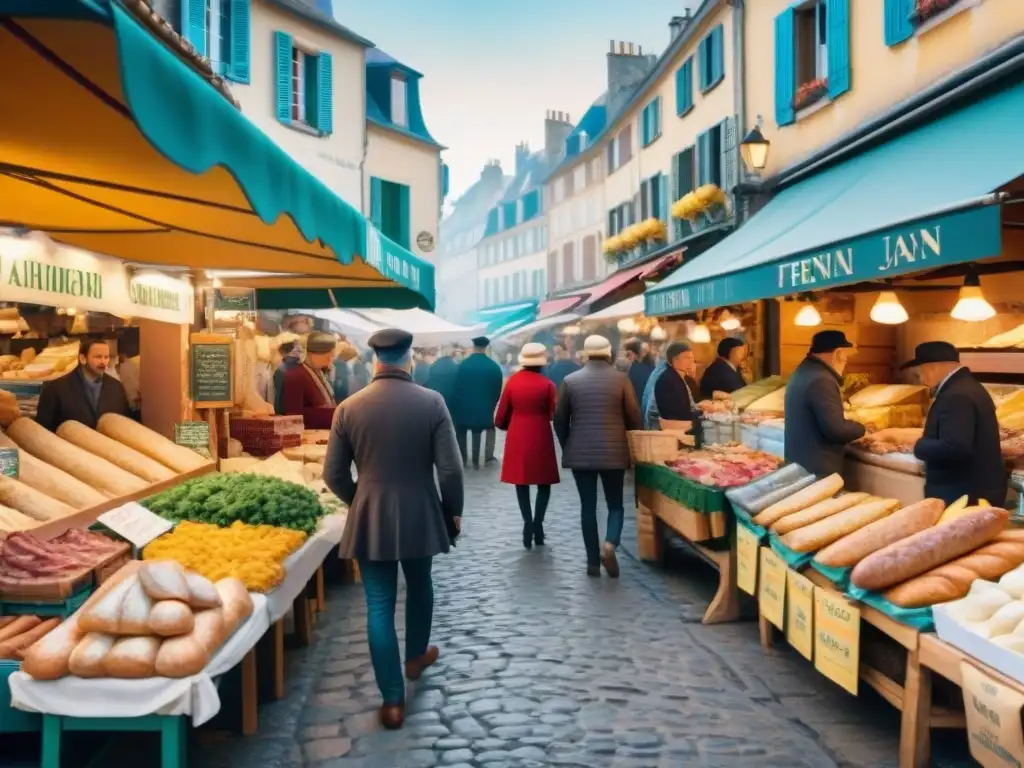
[
  {"x1": 324, "y1": 328, "x2": 464, "y2": 731},
  {"x1": 784, "y1": 330, "x2": 865, "y2": 477},
  {"x1": 554, "y1": 334, "x2": 643, "y2": 578}
]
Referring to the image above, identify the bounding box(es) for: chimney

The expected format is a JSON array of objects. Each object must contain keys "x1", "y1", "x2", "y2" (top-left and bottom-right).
[
  {"x1": 669, "y1": 16, "x2": 685, "y2": 40},
  {"x1": 607, "y1": 41, "x2": 657, "y2": 119},
  {"x1": 480, "y1": 159, "x2": 503, "y2": 186},
  {"x1": 514, "y1": 142, "x2": 531, "y2": 176},
  {"x1": 544, "y1": 110, "x2": 574, "y2": 168}
]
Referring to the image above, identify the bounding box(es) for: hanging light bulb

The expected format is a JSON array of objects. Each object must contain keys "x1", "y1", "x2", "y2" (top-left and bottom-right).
[
  {"x1": 719, "y1": 309, "x2": 741, "y2": 331},
  {"x1": 650, "y1": 325, "x2": 667, "y2": 341},
  {"x1": 689, "y1": 323, "x2": 711, "y2": 343},
  {"x1": 617, "y1": 316, "x2": 639, "y2": 333},
  {"x1": 794, "y1": 304, "x2": 822, "y2": 327},
  {"x1": 870, "y1": 291, "x2": 909, "y2": 325},
  {"x1": 951, "y1": 268, "x2": 996, "y2": 322}
]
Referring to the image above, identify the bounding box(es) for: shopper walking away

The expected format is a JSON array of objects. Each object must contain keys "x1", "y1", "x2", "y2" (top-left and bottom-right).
[
  {"x1": 553, "y1": 335, "x2": 642, "y2": 577},
  {"x1": 324, "y1": 329, "x2": 463, "y2": 731},
  {"x1": 426, "y1": 349, "x2": 459, "y2": 417},
  {"x1": 452, "y1": 335, "x2": 503, "y2": 468},
  {"x1": 495, "y1": 343, "x2": 560, "y2": 549},
  {"x1": 545, "y1": 343, "x2": 580, "y2": 391},
  {"x1": 623, "y1": 338, "x2": 655, "y2": 404}
]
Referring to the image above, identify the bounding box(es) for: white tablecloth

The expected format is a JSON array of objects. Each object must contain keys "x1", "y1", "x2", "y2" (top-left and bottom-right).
[
  {"x1": 9, "y1": 594, "x2": 270, "y2": 726},
  {"x1": 266, "y1": 513, "x2": 346, "y2": 622}
]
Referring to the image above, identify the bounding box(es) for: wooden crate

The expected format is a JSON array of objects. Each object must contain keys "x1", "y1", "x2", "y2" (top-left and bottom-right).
[
  {"x1": 653, "y1": 494, "x2": 726, "y2": 543},
  {"x1": 628, "y1": 430, "x2": 694, "y2": 464}
]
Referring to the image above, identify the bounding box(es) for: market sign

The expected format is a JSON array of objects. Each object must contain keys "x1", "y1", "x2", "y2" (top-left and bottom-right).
[
  {"x1": 645, "y1": 205, "x2": 1001, "y2": 316},
  {"x1": 364, "y1": 225, "x2": 427, "y2": 298}
]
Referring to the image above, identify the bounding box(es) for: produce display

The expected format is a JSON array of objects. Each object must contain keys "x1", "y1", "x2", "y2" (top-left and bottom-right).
[
  {"x1": 143, "y1": 520, "x2": 306, "y2": 592},
  {"x1": 142, "y1": 473, "x2": 325, "y2": 534},
  {"x1": 0, "y1": 529, "x2": 128, "y2": 596},
  {"x1": 21, "y1": 560, "x2": 254, "y2": 680},
  {"x1": 665, "y1": 446, "x2": 782, "y2": 488},
  {"x1": 0, "y1": 615, "x2": 60, "y2": 660}
]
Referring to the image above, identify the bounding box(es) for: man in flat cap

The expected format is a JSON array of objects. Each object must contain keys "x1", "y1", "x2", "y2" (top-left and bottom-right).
[
  {"x1": 784, "y1": 330, "x2": 865, "y2": 476},
  {"x1": 281, "y1": 331, "x2": 337, "y2": 429},
  {"x1": 898, "y1": 341, "x2": 1006, "y2": 505},
  {"x1": 452, "y1": 335, "x2": 503, "y2": 468},
  {"x1": 324, "y1": 328, "x2": 464, "y2": 731}
]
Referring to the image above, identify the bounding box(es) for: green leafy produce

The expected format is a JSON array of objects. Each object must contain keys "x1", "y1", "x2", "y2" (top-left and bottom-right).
[{"x1": 143, "y1": 473, "x2": 325, "y2": 534}]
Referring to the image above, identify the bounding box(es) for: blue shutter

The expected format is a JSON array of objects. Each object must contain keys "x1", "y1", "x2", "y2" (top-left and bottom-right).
[
  {"x1": 640, "y1": 105, "x2": 648, "y2": 146},
  {"x1": 398, "y1": 184, "x2": 411, "y2": 248},
  {"x1": 827, "y1": 0, "x2": 851, "y2": 98},
  {"x1": 884, "y1": 0, "x2": 914, "y2": 46},
  {"x1": 227, "y1": 0, "x2": 250, "y2": 83},
  {"x1": 659, "y1": 174, "x2": 670, "y2": 226},
  {"x1": 696, "y1": 131, "x2": 710, "y2": 186},
  {"x1": 774, "y1": 9, "x2": 796, "y2": 127},
  {"x1": 712, "y1": 25, "x2": 725, "y2": 85},
  {"x1": 441, "y1": 163, "x2": 450, "y2": 199},
  {"x1": 181, "y1": 0, "x2": 207, "y2": 56},
  {"x1": 652, "y1": 98, "x2": 660, "y2": 139},
  {"x1": 317, "y1": 52, "x2": 334, "y2": 133},
  {"x1": 697, "y1": 37, "x2": 708, "y2": 91},
  {"x1": 370, "y1": 177, "x2": 384, "y2": 230},
  {"x1": 273, "y1": 31, "x2": 292, "y2": 124}
]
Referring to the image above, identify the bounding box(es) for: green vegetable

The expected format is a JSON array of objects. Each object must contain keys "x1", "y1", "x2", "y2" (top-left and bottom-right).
[{"x1": 142, "y1": 473, "x2": 326, "y2": 534}]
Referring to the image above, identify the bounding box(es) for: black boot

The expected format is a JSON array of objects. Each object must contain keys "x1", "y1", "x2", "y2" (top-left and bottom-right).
[
  {"x1": 533, "y1": 485, "x2": 550, "y2": 546},
  {"x1": 523, "y1": 522, "x2": 534, "y2": 550},
  {"x1": 533, "y1": 521, "x2": 545, "y2": 546},
  {"x1": 515, "y1": 486, "x2": 534, "y2": 550}
]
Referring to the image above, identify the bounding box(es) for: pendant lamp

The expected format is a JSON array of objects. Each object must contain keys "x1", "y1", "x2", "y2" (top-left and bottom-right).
[
  {"x1": 794, "y1": 304, "x2": 822, "y2": 327},
  {"x1": 951, "y1": 267, "x2": 996, "y2": 322},
  {"x1": 689, "y1": 323, "x2": 711, "y2": 343},
  {"x1": 869, "y1": 291, "x2": 909, "y2": 325}
]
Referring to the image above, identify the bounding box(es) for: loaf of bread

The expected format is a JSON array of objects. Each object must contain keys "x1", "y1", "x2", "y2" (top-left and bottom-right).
[
  {"x1": 20, "y1": 615, "x2": 84, "y2": 680},
  {"x1": 781, "y1": 498, "x2": 899, "y2": 553},
  {"x1": 0, "y1": 503, "x2": 39, "y2": 532},
  {"x1": 771, "y1": 493, "x2": 872, "y2": 536},
  {"x1": 215, "y1": 578, "x2": 254, "y2": 630},
  {"x1": 814, "y1": 498, "x2": 944, "y2": 568},
  {"x1": 97, "y1": 414, "x2": 209, "y2": 474},
  {"x1": 149, "y1": 600, "x2": 195, "y2": 637},
  {"x1": 185, "y1": 572, "x2": 222, "y2": 609},
  {"x1": 139, "y1": 560, "x2": 190, "y2": 602},
  {"x1": 0, "y1": 431, "x2": 107, "y2": 508},
  {"x1": 102, "y1": 636, "x2": 160, "y2": 678},
  {"x1": 68, "y1": 632, "x2": 115, "y2": 678},
  {"x1": 753, "y1": 474, "x2": 844, "y2": 527},
  {"x1": 57, "y1": 421, "x2": 174, "y2": 484},
  {"x1": 852, "y1": 506, "x2": 1010, "y2": 592},
  {"x1": 0, "y1": 618, "x2": 59, "y2": 659},
  {"x1": 154, "y1": 608, "x2": 225, "y2": 678},
  {"x1": 0, "y1": 475, "x2": 75, "y2": 522},
  {"x1": 883, "y1": 529, "x2": 1024, "y2": 607}
]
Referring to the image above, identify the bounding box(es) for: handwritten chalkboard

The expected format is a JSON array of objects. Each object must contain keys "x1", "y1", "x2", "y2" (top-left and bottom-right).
[
  {"x1": 213, "y1": 290, "x2": 255, "y2": 312},
  {"x1": 189, "y1": 334, "x2": 234, "y2": 408},
  {"x1": 174, "y1": 421, "x2": 211, "y2": 456}
]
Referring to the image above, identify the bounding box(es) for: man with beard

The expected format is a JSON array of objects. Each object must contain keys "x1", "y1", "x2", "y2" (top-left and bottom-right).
[{"x1": 36, "y1": 338, "x2": 131, "y2": 432}]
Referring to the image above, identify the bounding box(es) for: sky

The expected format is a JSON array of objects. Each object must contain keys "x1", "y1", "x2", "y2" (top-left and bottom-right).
[{"x1": 335, "y1": 0, "x2": 696, "y2": 202}]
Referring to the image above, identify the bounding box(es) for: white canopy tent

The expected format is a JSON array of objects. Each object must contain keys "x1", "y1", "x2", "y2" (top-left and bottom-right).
[
  {"x1": 583, "y1": 294, "x2": 645, "y2": 322},
  {"x1": 495, "y1": 313, "x2": 580, "y2": 342},
  {"x1": 355, "y1": 308, "x2": 486, "y2": 347},
  {"x1": 314, "y1": 308, "x2": 386, "y2": 340}
]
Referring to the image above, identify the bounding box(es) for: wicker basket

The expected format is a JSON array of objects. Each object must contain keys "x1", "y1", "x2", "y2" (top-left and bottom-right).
[{"x1": 628, "y1": 430, "x2": 694, "y2": 464}]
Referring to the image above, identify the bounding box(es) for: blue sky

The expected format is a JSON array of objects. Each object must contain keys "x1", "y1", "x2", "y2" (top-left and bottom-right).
[{"x1": 335, "y1": 0, "x2": 694, "y2": 201}]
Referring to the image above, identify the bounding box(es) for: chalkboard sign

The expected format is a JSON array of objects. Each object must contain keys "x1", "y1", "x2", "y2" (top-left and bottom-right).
[
  {"x1": 0, "y1": 448, "x2": 18, "y2": 479},
  {"x1": 213, "y1": 290, "x2": 255, "y2": 312},
  {"x1": 174, "y1": 421, "x2": 211, "y2": 458},
  {"x1": 189, "y1": 333, "x2": 234, "y2": 408}
]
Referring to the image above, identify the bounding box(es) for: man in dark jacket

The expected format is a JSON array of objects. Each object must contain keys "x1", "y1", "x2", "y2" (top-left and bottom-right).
[
  {"x1": 654, "y1": 341, "x2": 702, "y2": 442},
  {"x1": 36, "y1": 338, "x2": 130, "y2": 432},
  {"x1": 700, "y1": 338, "x2": 748, "y2": 400},
  {"x1": 623, "y1": 339, "x2": 655, "y2": 404},
  {"x1": 426, "y1": 349, "x2": 459, "y2": 415},
  {"x1": 324, "y1": 329, "x2": 463, "y2": 731},
  {"x1": 413, "y1": 349, "x2": 433, "y2": 386},
  {"x1": 452, "y1": 336, "x2": 504, "y2": 468},
  {"x1": 554, "y1": 334, "x2": 642, "y2": 578},
  {"x1": 545, "y1": 343, "x2": 579, "y2": 390},
  {"x1": 902, "y1": 342, "x2": 1007, "y2": 506},
  {"x1": 784, "y1": 330, "x2": 865, "y2": 477},
  {"x1": 273, "y1": 341, "x2": 301, "y2": 415}
]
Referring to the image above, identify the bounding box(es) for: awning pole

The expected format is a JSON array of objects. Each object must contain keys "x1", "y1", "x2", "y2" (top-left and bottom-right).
[{"x1": 328, "y1": 289, "x2": 339, "y2": 309}]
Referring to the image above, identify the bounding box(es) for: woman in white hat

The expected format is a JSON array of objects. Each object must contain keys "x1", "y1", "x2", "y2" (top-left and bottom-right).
[{"x1": 494, "y1": 342, "x2": 561, "y2": 548}]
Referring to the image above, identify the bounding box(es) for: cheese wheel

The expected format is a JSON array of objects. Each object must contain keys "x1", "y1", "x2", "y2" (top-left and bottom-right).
[
  {"x1": 753, "y1": 474, "x2": 845, "y2": 527},
  {"x1": 96, "y1": 414, "x2": 208, "y2": 474},
  {"x1": 57, "y1": 421, "x2": 174, "y2": 484},
  {"x1": 6, "y1": 418, "x2": 148, "y2": 497},
  {"x1": 771, "y1": 493, "x2": 873, "y2": 536},
  {"x1": 0, "y1": 431, "x2": 107, "y2": 508},
  {"x1": 0, "y1": 475, "x2": 75, "y2": 522}
]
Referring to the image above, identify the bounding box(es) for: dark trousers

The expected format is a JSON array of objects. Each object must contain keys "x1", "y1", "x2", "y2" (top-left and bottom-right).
[
  {"x1": 515, "y1": 484, "x2": 551, "y2": 526},
  {"x1": 571, "y1": 469, "x2": 626, "y2": 567},
  {"x1": 456, "y1": 427, "x2": 496, "y2": 466}
]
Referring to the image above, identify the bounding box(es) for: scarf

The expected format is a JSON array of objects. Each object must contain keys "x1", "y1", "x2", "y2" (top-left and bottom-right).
[{"x1": 301, "y1": 361, "x2": 337, "y2": 408}]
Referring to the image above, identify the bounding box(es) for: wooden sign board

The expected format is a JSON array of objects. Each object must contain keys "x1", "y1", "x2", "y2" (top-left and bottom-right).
[{"x1": 189, "y1": 333, "x2": 233, "y2": 408}]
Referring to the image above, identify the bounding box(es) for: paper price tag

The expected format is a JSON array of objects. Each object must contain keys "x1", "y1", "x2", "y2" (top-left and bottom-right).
[
  {"x1": 759, "y1": 547, "x2": 786, "y2": 629},
  {"x1": 786, "y1": 568, "x2": 815, "y2": 660},
  {"x1": 97, "y1": 502, "x2": 173, "y2": 549},
  {"x1": 0, "y1": 448, "x2": 18, "y2": 479},
  {"x1": 736, "y1": 524, "x2": 759, "y2": 596},
  {"x1": 813, "y1": 587, "x2": 860, "y2": 695},
  {"x1": 961, "y1": 662, "x2": 1024, "y2": 768}
]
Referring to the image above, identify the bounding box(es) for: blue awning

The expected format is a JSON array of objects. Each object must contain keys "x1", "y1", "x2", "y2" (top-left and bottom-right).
[
  {"x1": 472, "y1": 301, "x2": 538, "y2": 335},
  {"x1": 645, "y1": 81, "x2": 1024, "y2": 316}
]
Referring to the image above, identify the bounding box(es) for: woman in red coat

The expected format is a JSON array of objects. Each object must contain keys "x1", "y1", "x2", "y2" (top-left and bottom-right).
[{"x1": 495, "y1": 343, "x2": 560, "y2": 549}]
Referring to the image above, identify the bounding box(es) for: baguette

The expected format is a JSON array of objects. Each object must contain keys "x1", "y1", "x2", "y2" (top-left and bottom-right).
[
  {"x1": 883, "y1": 530, "x2": 1024, "y2": 607},
  {"x1": 743, "y1": 475, "x2": 819, "y2": 515},
  {"x1": 0, "y1": 618, "x2": 59, "y2": 659},
  {"x1": 781, "y1": 498, "x2": 899, "y2": 553},
  {"x1": 0, "y1": 431, "x2": 107, "y2": 508},
  {"x1": 149, "y1": 600, "x2": 194, "y2": 637},
  {"x1": 0, "y1": 475, "x2": 76, "y2": 522},
  {"x1": 57, "y1": 421, "x2": 174, "y2": 484},
  {"x1": 753, "y1": 474, "x2": 844, "y2": 527},
  {"x1": 154, "y1": 608, "x2": 225, "y2": 678},
  {"x1": 102, "y1": 636, "x2": 161, "y2": 678},
  {"x1": 814, "y1": 498, "x2": 945, "y2": 568},
  {"x1": 771, "y1": 493, "x2": 872, "y2": 536},
  {"x1": 97, "y1": 414, "x2": 209, "y2": 474},
  {"x1": 0, "y1": 503, "x2": 41, "y2": 532},
  {"x1": 20, "y1": 615, "x2": 83, "y2": 680},
  {"x1": 139, "y1": 560, "x2": 190, "y2": 602},
  {"x1": 215, "y1": 578, "x2": 253, "y2": 631},
  {"x1": 851, "y1": 506, "x2": 1009, "y2": 591},
  {"x1": 68, "y1": 632, "x2": 116, "y2": 678},
  {"x1": 0, "y1": 615, "x2": 40, "y2": 643}
]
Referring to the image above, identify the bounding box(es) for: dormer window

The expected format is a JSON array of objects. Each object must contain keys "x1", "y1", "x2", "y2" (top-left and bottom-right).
[{"x1": 390, "y1": 75, "x2": 408, "y2": 127}]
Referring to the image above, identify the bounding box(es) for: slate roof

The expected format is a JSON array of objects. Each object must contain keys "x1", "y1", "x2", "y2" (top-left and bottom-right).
[
  {"x1": 265, "y1": 0, "x2": 373, "y2": 46},
  {"x1": 499, "y1": 151, "x2": 549, "y2": 204}
]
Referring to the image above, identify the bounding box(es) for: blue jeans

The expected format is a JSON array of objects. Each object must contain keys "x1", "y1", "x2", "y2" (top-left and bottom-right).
[
  {"x1": 358, "y1": 557, "x2": 434, "y2": 705},
  {"x1": 571, "y1": 469, "x2": 625, "y2": 567}
]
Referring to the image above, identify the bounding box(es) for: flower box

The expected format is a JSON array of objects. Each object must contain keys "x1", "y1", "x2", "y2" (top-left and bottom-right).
[
  {"x1": 793, "y1": 78, "x2": 828, "y2": 111},
  {"x1": 912, "y1": 0, "x2": 961, "y2": 23}
]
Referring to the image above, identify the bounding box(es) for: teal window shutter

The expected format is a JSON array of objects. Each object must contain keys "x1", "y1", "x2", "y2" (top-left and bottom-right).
[
  {"x1": 441, "y1": 163, "x2": 450, "y2": 199},
  {"x1": 711, "y1": 25, "x2": 725, "y2": 86},
  {"x1": 640, "y1": 105, "x2": 648, "y2": 146},
  {"x1": 398, "y1": 184, "x2": 411, "y2": 248},
  {"x1": 227, "y1": 0, "x2": 250, "y2": 83},
  {"x1": 181, "y1": 0, "x2": 207, "y2": 56},
  {"x1": 675, "y1": 59, "x2": 693, "y2": 116},
  {"x1": 774, "y1": 9, "x2": 796, "y2": 127},
  {"x1": 370, "y1": 177, "x2": 384, "y2": 230},
  {"x1": 652, "y1": 97, "x2": 661, "y2": 139},
  {"x1": 827, "y1": 0, "x2": 851, "y2": 98},
  {"x1": 696, "y1": 131, "x2": 710, "y2": 185},
  {"x1": 697, "y1": 37, "x2": 708, "y2": 91},
  {"x1": 884, "y1": 0, "x2": 914, "y2": 46},
  {"x1": 274, "y1": 31, "x2": 292, "y2": 124},
  {"x1": 317, "y1": 52, "x2": 333, "y2": 133}
]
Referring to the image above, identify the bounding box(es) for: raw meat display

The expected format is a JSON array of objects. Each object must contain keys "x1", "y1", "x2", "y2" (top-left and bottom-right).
[
  {"x1": 0, "y1": 529, "x2": 126, "y2": 592},
  {"x1": 665, "y1": 446, "x2": 782, "y2": 488}
]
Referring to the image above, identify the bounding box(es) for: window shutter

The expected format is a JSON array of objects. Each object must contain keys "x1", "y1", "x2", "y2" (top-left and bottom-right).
[
  {"x1": 640, "y1": 179, "x2": 651, "y2": 220},
  {"x1": 397, "y1": 184, "x2": 411, "y2": 248},
  {"x1": 774, "y1": 9, "x2": 796, "y2": 127},
  {"x1": 884, "y1": 0, "x2": 914, "y2": 45},
  {"x1": 653, "y1": 98, "x2": 660, "y2": 139},
  {"x1": 273, "y1": 31, "x2": 292, "y2": 124},
  {"x1": 696, "y1": 132, "x2": 709, "y2": 186},
  {"x1": 317, "y1": 52, "x2": 334, "y2": 133},
  {"x1": 370, "y1": 177, "x2": 384, "y2": 230},
  {"x1": 181, "y1": 0, "x2": 207, "y2": 56},
  {"x1": 227, "y1": 0, "x2": 250, "y2": 83},
  {"x1": 640, "y1": 105, "x2": 649, "y2": 146},
  {"x1": 659, "y1": 174, "x2": 670, "y2": 225},
  {"x1": 697, "y1": 37, "x2": 708, "y2": 91},
  {"x1": 720, "y1": 116, "x2": 738, "y2": 193},
  {"x1": 712, "y1": 25, "x2": 725, "y2": 84},
  {"x1": 827, "y1": 0, "x2": 851, "y2": 98},
  {"x1": 675, "y1": 60, "x2": 692, "y2": 116}
]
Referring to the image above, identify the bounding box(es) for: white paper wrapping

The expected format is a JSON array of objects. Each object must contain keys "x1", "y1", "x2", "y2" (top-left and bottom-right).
[
  {"x1": 8, "y1": 594, "x2": 270, "y2": 726},
  {"x1": 266, "y1": 513, "x2": 346, "y2": 623}
]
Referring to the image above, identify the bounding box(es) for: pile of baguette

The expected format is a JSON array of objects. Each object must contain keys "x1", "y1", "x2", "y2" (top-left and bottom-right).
[
  {"x1": 20, "y1": 560, "x2": 253, "y2": 680},
  {"x1": 754, "y1": 474, "x2": 1021, "y2": 608}
]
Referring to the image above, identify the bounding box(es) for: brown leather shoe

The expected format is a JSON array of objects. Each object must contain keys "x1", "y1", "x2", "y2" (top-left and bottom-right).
[
  {"x1": 602, "y1": 543, "x2": 620, "y2": 578},
  {"x1": 379, "y1": 703, "x2": 405, "y2": 730},
  {"x1": 405, "y1": 645, "x2": 440, "y2": 681}
]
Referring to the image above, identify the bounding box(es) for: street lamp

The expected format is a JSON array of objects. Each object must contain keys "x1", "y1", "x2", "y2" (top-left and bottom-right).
[{"x1": 739, "y1": 123, "x2": 771, "y2": 174}]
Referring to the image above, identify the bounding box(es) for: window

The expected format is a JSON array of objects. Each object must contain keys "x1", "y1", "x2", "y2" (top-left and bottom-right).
[
  {"x1": 274, "y1": 32, "x2": 333, "y2": 133},
  {"x1": 606, "y1": 137, "x2": 620, "y2": 174},
  {"x1": 607, "y1": 201, "x2": 635, "y2": 237},
  {"x1": 548, "y1": 251, "x2": 558, "y2": 292},
  {"x1": 617, "y1": 127, "x2": 633, "y2": 167},
  {"x1": 671, "y1": 147, "x2": 696, "y2": 239},
  {"x1": 582, "y1": 236, "x2": 597, "y2": 281},
  {"x1": 886, "y1": 0, "x2": 962, "y2": 46},
  {"x1": 205, "y1": 0, "x2": 230, "y2": 75},
  {"x1": 369, "y1": 177, "x2": 411, "y2": 248},
  {"x1": 640, "y1": 97, "x2": 661, "y2": 147},
  {"x1": 696, "y1": 125, "x2": 723, "y2": 187},
  {"x1": 640, "y1": 173, "x2": 665, "y2": 221},
  {"x1": 698, "y1": 25, "x2": 725, "y2": 92},
  {"x1": 181, "y1": 0, "x2": 249, "y2": 83},
  {"x1": 390, "y1": 76, "x2": 408, "y2": 127},
  {"x1": 796, "y1": 1, "x2": 828, "y2": 87},
  {"x1": 291, "y1": 47, "x2": 312, "y2": 124},
  {"x1": 573, "y1": 164, "x2": 587, "y2": 191},
  {"x1": 562, "y1": 243, "x2": 575, "y2": 285},
  {"x1": 553, "y1": 177, "x2": 566, "y2": 204},
  {"x1": 502, "y1": 275, "x2": 510, "y2": 302},
  {"x1": 675, "y1": 58, "x2": 694, "y2": 116},
  {"x1": 775, "y1": 1, "x2": 849, "y2": 127}
]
